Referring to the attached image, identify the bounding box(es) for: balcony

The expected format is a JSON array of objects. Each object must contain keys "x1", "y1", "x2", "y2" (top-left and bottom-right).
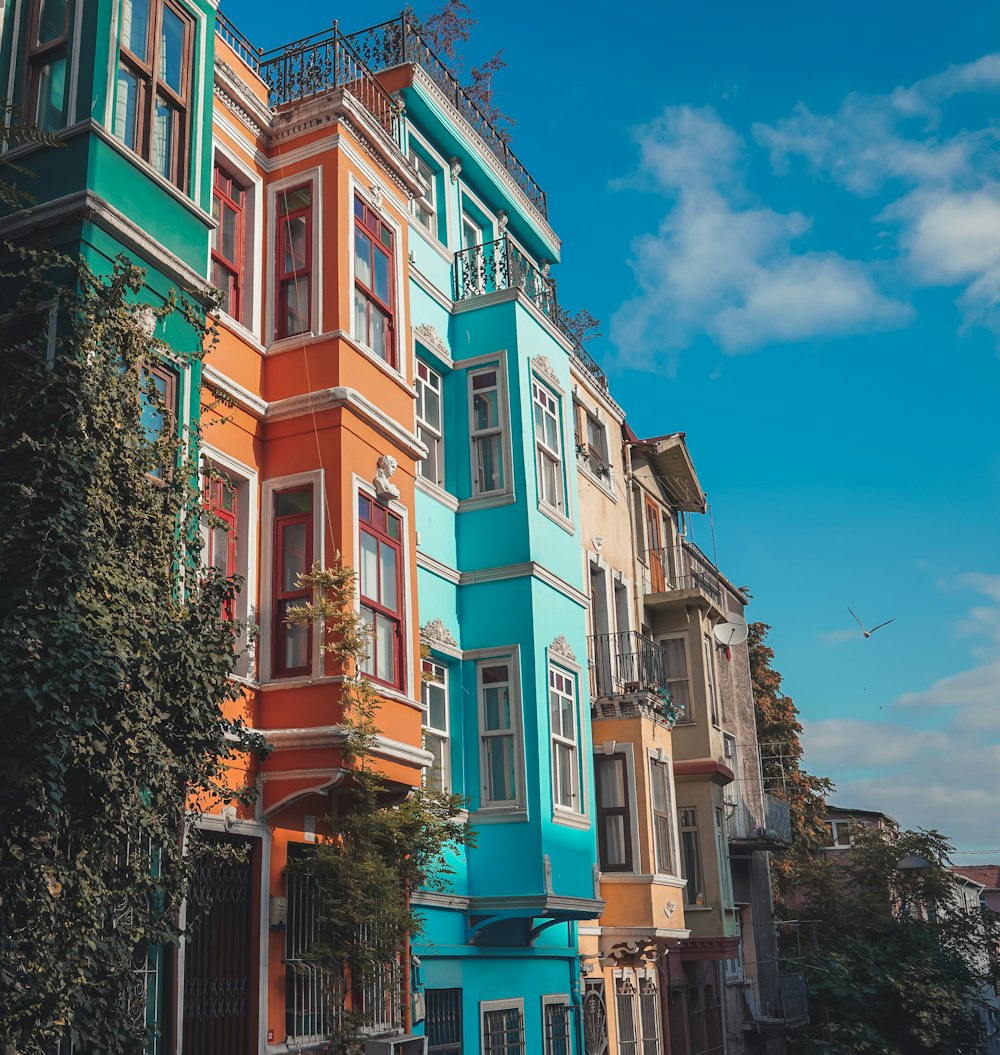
[
  {"x1": 343, "y1": 14, "x2": 548, "y2": 218},
  {"x1": 216, "y1": 12, "x2": 403, "y2": 146},
  {"x1": 642, "y1": 540, "x2": 724, "y2": 610},
  {"x1": 726, "y1": 781, "x2": 792, "y2": 850},
  {"x1": 454, "y1": 236, "x2": 557, "y2": 317},
  {"x1": 588, "y1": 631, "x2": 681, "y2": 726}
]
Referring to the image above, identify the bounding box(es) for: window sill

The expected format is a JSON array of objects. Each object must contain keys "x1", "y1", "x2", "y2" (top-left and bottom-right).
[
  {"x1": 257, "y1": 672, "x2": 336, "y2": 691},
  {"x1": 552, "y1": 808, "x2": 590, "y2": 830},
  {"x1": 216, "y1": 310, "x2": 265, "y2": 352},
  {"x1": 538, "y1": 500, "x2": 575, "y2": 535},
  {"x1": 458, "y1": 491, "x2": 516, "y2": 513},
  {"x1": 471, "y1": 807, "x2": 528, "y2": 824},
  {"x1": 266, "y1": 330, "x2": 319, "y2": 354},
  {"x1": 335, "y1": 328, "x2": 418, "y2": 396},
  {"x1": 409, "y1": 216, "x2": 453, "y2": 263},
  {"x1": 577, "y1": 457, "x2": 617, "y2": 501},
  {"x1": 416, "y1": 474, "x2": 459, "y2": 511}
]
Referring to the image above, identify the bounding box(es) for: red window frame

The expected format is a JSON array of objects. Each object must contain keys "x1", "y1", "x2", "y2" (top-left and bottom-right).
[
  {"x1": 272, "y1": 485, "x2": 313, "y2": 678},
  {"x1": 359, "y1": 493, "x2": 404, "y2": 690},
  {"x1": 354, "y1": 196, "x2": 396, "y2": 367},
  {"x1": 204, "y1": 475, "x2": 238, "y2": 620},
  {"x1": 275, "y1": 184, "x2": 312, "y2": 340},
  {"x1": 212, "y1": 163, "x2": 244, "y2": 320}
]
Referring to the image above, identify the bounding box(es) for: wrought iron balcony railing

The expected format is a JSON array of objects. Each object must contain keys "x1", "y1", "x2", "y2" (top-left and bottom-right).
[
  {"x1": 726, "y1": 781, "x2": 792, "y2": 848},
  {"x1": 215, "y1": 12, "x2": 403, "y2": 146},
  {"x1": 561, "y1": 323, "x2": 609, "y2": 391},
  {"x1": 730, "y1": 922, "x2": 809, "y2": 1029},
  {"x1": 643, "y1": 540, "x2": 724, "y2": 607},
  {"x1": 454, "y1": 236, "x2": 557, "y2": 316},
  {"x1": 588, "y1": 631, "x2": 683, "y2": 723},
  {"x1": 344, "y1": 15, "x2": 548, "y2": 218}
]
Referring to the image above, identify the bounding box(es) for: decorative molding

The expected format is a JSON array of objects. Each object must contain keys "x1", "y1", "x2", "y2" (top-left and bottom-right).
[
  {"x1": 132, "y1": 306, "x2": 157, "y2": 337},
  {"x1": 550, "y1": 635, "x2": 577, "y2": 663},
  {"x1": 531, "y1": 353, "x2": 560, "y2": 385},
  {"x1": 416, "y1": 550, "x2": 462, "y2": 585},
  {"x1": 413, "y1": 323, "x2": 451, "y2": 362},
  {"x1": 593, "y1": 864, "x2": 602, "y2": 900},
  {"x1": 421, "y1": 618, "x2": 458, "y2": 649},
  {"x1": 592, "y1": 536, "x2": 605, "y2": 552},
  {"x1": 373, "y1": 454, "x2": 400, "y2": 502},
  {"x1": 544, "y1": 854, "x2": 553, "y2": 894},
  {"x1": 368, "y1": 181, "x2": 385, "y2": 208},
  {"x1": 497, "y1": 209, "x2": 509, "y2": 230},
  {"x1": 449, "y1": 157, "x2": 462, "y2": 184},
  {"x1": 664, "y1": 901, "x2": 678, "y2": 917}
]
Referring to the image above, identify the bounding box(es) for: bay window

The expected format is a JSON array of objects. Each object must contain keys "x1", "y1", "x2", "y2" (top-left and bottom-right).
[
  {"x1": 649, "y1": 758, "x2": 674, "y2": 874},
  {"x1": 549, "y1": 667, "x2": 580, "y2": 811},
  {"x1": 533, "y1": 380, "x2": 564, "y2": 511},
  {"x1": 212, "y1": 164, "x2": 244, "y2": 320},
  {"x1": 275, "y1": 184, "x2": 312, "y2": 339},
  {"x1": 678, "y1": 807, "x2": 705, "y2": 906},
  {"x1": 114, "y1": 0, "x2": 194, "y2": 190},
  {"x1": 478, "y1": 658, "x2": 520, "y2": 808},
  {"x1": 660, "y1": 636, "x2": 691, "y2": 720},
  {"x1": 416, "y1": 360, "x2": 444, "y2": 488},
  {"x1": 24, "y1": 0, "x2": 72, "y2": 131},
  {"x1": 203, "y1": 474, "x2": 238, "y2": 617},
  {"x1": 411, "y1": 148, "x2": 437, "y2": 236},
  {"x1": 354, "y1": 196, "x2": 396, "y2": 366},
  {"x1": 359, "y1": 494, "x2": 403, "y2": 689},
  {"x1": 469, "y1": 366, "x2": 506, "y2": 497},
  {"x1": 595, "y1": 753, "x2": 632, "y2": 872},
  {"x1": 422, "y1": 660, "x2": 449, "y2": 792},
  {"x1": 272, "y1": 485, "x2": 313, "y2": 677}
]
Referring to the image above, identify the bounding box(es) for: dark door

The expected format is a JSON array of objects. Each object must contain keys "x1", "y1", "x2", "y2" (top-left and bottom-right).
[{"x1": 183, "y1": 832, "x2": 257, "y2": 1054}]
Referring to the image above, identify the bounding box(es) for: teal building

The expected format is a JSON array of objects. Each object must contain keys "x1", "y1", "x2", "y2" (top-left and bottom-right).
[{"x1": 349, "y1": 16, "x2": 604, "y2": 1055}]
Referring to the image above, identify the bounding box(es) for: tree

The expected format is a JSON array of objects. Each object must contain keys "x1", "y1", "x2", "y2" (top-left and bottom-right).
[
  {"x1": 748, "y1": 621, "x2": 832, "y2": 906},
  {"x1": 285, "y1": 564, "x2": 471, "y2": 1053},
  {"x1": 787, "y1": 824, "x2": 1000, "y2": 1055},
  {"x1": 0, "y1": 256, "x2": 262, "y2": 1053},
  {"x1": 556, "y1": 307, "x2": 602, "y2": 346}
]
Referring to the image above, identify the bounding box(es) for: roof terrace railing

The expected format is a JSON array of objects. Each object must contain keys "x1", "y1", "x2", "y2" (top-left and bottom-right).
[
  {"x1": 216, "y1": 10, "x2": 262, "y2": 74},
  {"x1": 454, "y1": 235, "x2": 557, "y2": 317},
  {"x1": 343, "y1": 15, "x2": 548, "y2": 219}
]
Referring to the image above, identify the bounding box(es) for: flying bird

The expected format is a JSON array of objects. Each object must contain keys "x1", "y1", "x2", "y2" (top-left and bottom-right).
[{"x1": 848, "y1": 606, "x2": 895, "y2": 639}]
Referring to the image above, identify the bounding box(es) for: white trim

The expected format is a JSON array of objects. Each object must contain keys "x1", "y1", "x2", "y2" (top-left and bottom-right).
[
  {"x1": 266, "y1": 166, "x2": 322, "y2": 344},
  {"x1": 480, "y1": 997, "x2": 526, "y2": 1055},
  {"x1": 415, "y1": 474, "x2": 459, "y2": 512},
  {"x1": 598, "y1": 874, "x2": 689, "y2": 889},
  {"x1": 67, "y1": 0, "x2": 84, "y2": 125},
  {"x1": 594, "y1": 741, "x2": 641, "y2": 875},
  {"x1": 475, "y1": 645, "x2": 526, "y2": 812},
  {"x1": 259, "y1": 469, "x2": 325, "y2": 683},
  {"x1": 468, "y1": 355, "x2": 513, "y2": 501},
  {"x1": 416, "y1": 549, "x2": 462, "y2": 585},
  {"x1": 547, "y1": 648, "x2": 589, "y2": 829},
  {"x1": 421, "y1": 657, "x2": 451, "y2": 793},
  {"x1": 410, "y1": 261, "x2": 455, "y2": 312},
  {"x1": 646, "y1": 749, "x2": 682, "y2": 881}
]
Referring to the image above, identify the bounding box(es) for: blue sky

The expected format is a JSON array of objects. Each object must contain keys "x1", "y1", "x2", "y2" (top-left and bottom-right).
[{"x1": 233, "y1": 0, "x2": 1000, "y2": 860}]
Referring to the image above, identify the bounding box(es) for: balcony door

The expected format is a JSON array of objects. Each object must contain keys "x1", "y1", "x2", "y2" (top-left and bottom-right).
[
  {"x1": 590, "y1": 562, "x2": 614, "y2": 697},
  {"x1": 645, "y1": 497, "x2": 665, "y2": 592},
  {"x1": 462, "y1": 214, "x2": 485, "y2": 295}
]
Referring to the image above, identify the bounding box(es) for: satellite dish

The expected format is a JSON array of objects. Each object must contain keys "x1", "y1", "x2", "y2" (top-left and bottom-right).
[{"x1": 713, "y1": 614, "x2": 749, "y2": 648}]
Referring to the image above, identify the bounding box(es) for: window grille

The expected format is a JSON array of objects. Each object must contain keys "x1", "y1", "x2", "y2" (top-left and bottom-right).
[
  {"x1": 426, "y1": 988, "x2": 463, "y2": 1054},
  {"x1": 615, "y1": 977, "x2": 638, "y2": 1055},
  {"x1": 356, "y1": 919, "x2": 403, "y2": 1035},
  {"x1": 284, "y1": 860, "x2": 333, "y2": 1043},
  {"x1": 543, "y1": 1002, "x2": 571, "y2": 1055},
  {"x1": 482, "y1": 1003, "x2": 525, "y2": 1055},
  {"x1": 638, "y1": 977, "x2": 661, "y2": 1055}
]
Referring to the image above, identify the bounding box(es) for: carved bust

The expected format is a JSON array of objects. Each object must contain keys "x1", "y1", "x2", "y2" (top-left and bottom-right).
[{"x1": 373, "y1": 454, "x2": 400, "y2": 502}]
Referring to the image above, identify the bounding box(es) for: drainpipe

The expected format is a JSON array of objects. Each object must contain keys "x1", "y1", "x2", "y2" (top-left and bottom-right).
[
  {"x1": 623, "y1": 441, "x2": 639, "y2": 626},
  {"x1": 570, "y1": 923, "x2": 585, "y2": 1055}
]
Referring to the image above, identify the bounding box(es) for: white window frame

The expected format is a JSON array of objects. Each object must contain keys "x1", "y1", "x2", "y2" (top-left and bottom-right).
[
  {"x1": 212, "y1": 143, "x2": 263, "y2": 342},
  {"x1": 474, "y1": 648, "x2": 525, "y2": 812},
  {"x1": 658, "y1": 633, "x2": 691, "y2": 722},
  {"x1": 549, "y1": 664, "x2": 581, "y2": 814},
  {"x1": 200, "y1": 446, "x2": 259, "y2": 681},
  {"x1": 480, "y1": 998, "x2": 525, "y2": 1055},
  {"x1": 259, "y1": 469, "x2": 325, "y2": 683},
  {"x1": 594, "y1": 742, "x2": 640, "y2": 873},
  {"x1": 647, "y1": 753, "x2": 677, "y2": 876},
  {"x1": 410, "y1": 145, "x2": 438, "y2": 237},
  {"x1": 678, "y1": 805, "x2": 705, "y2": 906},
  {"x1": 467, "y1": 359, "x2": 511, "y2": 501},
  {"x1": 266, "y1": 166, "x2": 322, "y2": 348},
  {"x1": 533, "y1": 378, "x2": 565, "y2": 513},
  {"x1": 715, "y1": 805, "x2": 735, "y2": 910},
  {"x1": 704, "y1": 634, "x2": 720, "y2": 726},
  {"x1": 416, "y1": 358, "x2": 444, "y2": 488},
  {"x1": 541, "y1": 995, "x2": 572, "y2": 1055},
  {"x1": 422, "y1": 659, "x2": 450, "y2": 793}
]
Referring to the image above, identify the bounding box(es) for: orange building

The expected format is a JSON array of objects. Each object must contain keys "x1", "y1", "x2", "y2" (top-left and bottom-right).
[{"x1": 180, "y1": 19, "x2": 429, "y2": 1051}]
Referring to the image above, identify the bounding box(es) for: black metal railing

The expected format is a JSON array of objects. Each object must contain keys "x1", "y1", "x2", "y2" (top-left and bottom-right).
[
  {"x1": 563, "y1": 327, "x2": 609, "y2": 390},
  {"x1": 454, "y1": 236, "x2": 557, "y2": 316},
  {"x1": 216, "y1": 11, "x2": 262, "y2": 74},
  {"x1": 726, "y1": 781, "x2": 792, "y2": 847},
  {"x1": 732, "y1": 922, "x2": 809, "y2": 1029},
  {"x1": 644, "y1": 540, "x2": 724, "y2": 606},
  {"x1": 589, "y1": 631, "x2": 671, "y2": 699},
  {"x1": 344, "y1": 15, "x2": 548, "y2": 218},
  {"x1": 254, "y1": 24, "x2": 402, "y2": 144}
]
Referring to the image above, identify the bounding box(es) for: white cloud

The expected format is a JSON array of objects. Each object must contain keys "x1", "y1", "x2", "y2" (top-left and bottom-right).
[
  {"x1": 754, "y1": 55, "x2": 1000, "y2": 341},
  {"x1": 803, "y1": 575, "x2": 1000, "y2": 853},
  {"x1": 610, "y1": 106, "x2": 908, "y2": 363}
]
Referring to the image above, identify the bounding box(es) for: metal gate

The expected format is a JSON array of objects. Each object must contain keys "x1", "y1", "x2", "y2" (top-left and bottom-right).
[
  {"x1": 183, "y1": 833, "x2": 256, "y2": 1054},
  {"x1": 583, "y1": 981, "x2": 609, "y2": 1055}
]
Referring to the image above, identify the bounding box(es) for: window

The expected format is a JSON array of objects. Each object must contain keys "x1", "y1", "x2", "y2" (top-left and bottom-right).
[
  {"x1": 275, "y1": 184, "x2": 312, "y2": 339},
  {"x1": 113, "y1": 0, "x2": 194, "y2": 189},
  {"x1": 469, "y1": 367, "x2": 506, "y2": 497},
  {"x1": 359, "y1": 494, "x2": 403, "y2": 689},
  {"x1": 354, "y1": 196, "x2": 396, "y2": 366},
  {"x1": 615, "y1": 977, "x2": 638, "y2": 1055},
  {"x1": 411, "y1": 148, "x2": 437, "y2": 236},
  {"x1": 660, "y1": 636, "x2": 690, "y2": 720},
  {"x1": 549, "y1": 667, "x2": 579, "y2": 811},
  {"x1": 416, "y1": 360, "x2": 444, "y2": 488},
  {"x1": 704, "y1": 636, "x2": 720, "y2": 725},
  {"x1": 542, "y1": 999, "x2": 571, "y2": 1055},
  {"x1": 478, "y1": 658, "x2": 520, "y2": 808},
  {"x1": 461, "y1": 214, "x2": 485, "y2": 296},
  {"x1": 285, "y1": 845, "x2": 332, "y2": 1042},
  {"x1": 426, "y1": 988, "x2": 462, "y2": 1055},
  {"x1": 23, "y1": 0, "x2": 71, "y2": 132},
  {"x1": 140, "y1": 363, "x2": 177, "y2": 479},
  {"x1": 272, "y1": 485, "x2": 313, "y2": 678},
  {"x1": 203, "y1": 473, "x2": 238, "y2": 616},
  {"x1": 649, "y1": 759, "x2": 674, "y2": 875},
  {"x1": 481, "y1": 1000, "x2": 524, "y2": 1055},
  {"x1": 576, "y1": 404, "x2": 610, "y2": 477},
  {"x1": 212, "y1": 163, "x2": 244, "y2": 320},
  {"x1": 533, "y1": 380, "x2": 564, "y2": 511},
  {"x1": 637, "y1": 977, "x2": 662, "y2": 1055},
  {"x1": 595, "y1": 754, "x2": 632, "y2": 872},
  {"x1": 678, "y1": 807, "x2": 704, "y2": 906},
  {"x1": 715, "y1": 807, "x2": 735, "y2": 908},
  {"x1": 422, "y1": 660, "x2": 449, "y2": 793}
]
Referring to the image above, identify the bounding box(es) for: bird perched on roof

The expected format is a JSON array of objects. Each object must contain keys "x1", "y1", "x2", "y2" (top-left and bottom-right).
[{"x1": 848, "y1": 606, "x2": 895, "y2": 639}]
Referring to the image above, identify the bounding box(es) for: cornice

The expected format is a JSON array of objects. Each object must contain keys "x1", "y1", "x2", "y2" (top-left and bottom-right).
[{"x1": 260, "y1": 724, "x2": 433, "y2": 769}]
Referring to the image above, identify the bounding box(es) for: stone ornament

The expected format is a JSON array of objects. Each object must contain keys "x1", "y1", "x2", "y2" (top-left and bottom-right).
[
  {"x1": 133, "y1": 306, "x2": 157, "y2": 338},
  {"x1": 421, "y1": 618, "x2": 457, "y2": 648},
  {"x1": 544, "y1": 854, "x2": 553, "y2": 894},
  {"x1": 664, "y1": 900, "x2": 678, "y2": 918},
  {"x1": 550, "y1": 635, "x2": 576, "y2": 662},
  {"x1": 531, "y1": 354, "x2": 559, "y2": 385},
  {"x1": 449, "y1": 157, "x2": 462, "y2": 184},
  {"x1": 368, "y1": 182, "x2": 384, "y2": 209},
  {"x1": 373, "y1": 454, "x2": 400, "y2": 502},
  {"x1": 414, "y1": 323, "x2": 450, "y2": 362}
]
